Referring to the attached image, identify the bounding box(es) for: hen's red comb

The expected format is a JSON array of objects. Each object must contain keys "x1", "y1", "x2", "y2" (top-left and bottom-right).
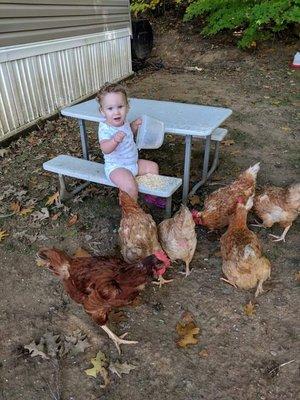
[
  {"x1": 237, "y1": 196, "x2": 244, "y2": 204},
  {"x1": 191, "y1": 209, "x2": 203, "y2": 224},
  {"x1": 154, "y1": 250, "x2": 171, "y2": 268}
]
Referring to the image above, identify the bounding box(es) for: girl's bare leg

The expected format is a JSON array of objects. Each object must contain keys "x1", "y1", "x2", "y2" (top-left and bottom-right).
[
  {"x1": 110, "y1": 168, "x2": 138, "y2": 200},
  {"x1": 138, "y1": 159, "x2": 159, "y2": 175}
]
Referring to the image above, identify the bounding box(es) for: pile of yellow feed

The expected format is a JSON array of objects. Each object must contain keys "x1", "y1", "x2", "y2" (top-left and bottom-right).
[{"x1": 136, "y1": 173, "x2": 167, "y2": 189}]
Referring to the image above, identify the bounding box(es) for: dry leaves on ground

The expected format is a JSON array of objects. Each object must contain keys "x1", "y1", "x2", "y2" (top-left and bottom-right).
[
  {"x1": 109, "y1": 361, "x2": 136, "y2": 378},
  {"x1": 31, "y1": 208, "x2": 50, "y2": 222},
  {"x1": 85, "y1": 351, "x2": 110, "y2": 388},
  {"x1": 0, "y1": 148, "x2": 10, "y2": 157},
  {"x1": 176, "y1": 311, "x2": 200, "y2": 348},
  {"x1": 73, "y1": 247, "x2": 91, "y2": 258},
  {"x1": 24, "y1": 341, "x2": 50, "y2": 360},
  {"x1": 67, "y1": 214, "x2": 78, "y2": 227},
  {"x1": 189, "y1": 194, "x2": 200, "y2": 206},
  {"x1": 24, "y1": 330, "x2": 91, "y2": 360},
  {"x1": 46, "y1": 192, "x2": 60, "y2": 206},
  {"x1": 0, "y1": 230, "x2": 9, "y2": 241},
  {"x1": 244, "y1": 301, "x2": 256, "y2": 316}
]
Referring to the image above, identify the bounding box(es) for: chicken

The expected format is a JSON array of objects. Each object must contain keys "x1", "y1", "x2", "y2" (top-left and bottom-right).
[
  {"x1": 192, "y1": 163, "x2": 260, "y2": 230},
  {"x1": 220, "y1": 196, "x2": 271, "y2": 297},
  {"x1": 253, "y1": 183, "x2": 300, "y2": 242},
  {"x1": 118, "y1": 190, "x2": 172, "y2": 286},
  {"x1": 158, "y1": 205, "x2": 197, "y2": 276},
  {"x1": 38, "y1": 248, "x2": 170, "y2": 353}
]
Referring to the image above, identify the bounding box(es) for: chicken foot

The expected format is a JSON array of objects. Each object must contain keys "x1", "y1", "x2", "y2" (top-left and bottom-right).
[
  {"x1": 269, "y1": 225, "x2": 291, "y2": 243},
  {"x1": 152, "y1": 275, "x2": 173, "y2": 288},
  {"x1": 101, "y1": 324, "x2": 138, "y2": 354},
  {"x1": 250, "y1": 219, "x2": 265, "y2": 228}
]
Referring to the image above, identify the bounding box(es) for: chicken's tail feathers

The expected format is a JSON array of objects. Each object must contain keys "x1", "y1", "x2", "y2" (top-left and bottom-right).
[
  {"x1": 37, "y1": 247, "x2": 71, "y2": 278},
  {"x1": 246, "y1": 162, "x2": 260, "y2": 179},
  {"x1": 119, "y1": 190, "x2": 141, "y2": 214}
]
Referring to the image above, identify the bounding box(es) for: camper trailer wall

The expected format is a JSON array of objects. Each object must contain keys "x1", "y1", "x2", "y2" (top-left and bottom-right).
[{"x1": 0, "y1": 0, "x2": 133, "y2": 142}]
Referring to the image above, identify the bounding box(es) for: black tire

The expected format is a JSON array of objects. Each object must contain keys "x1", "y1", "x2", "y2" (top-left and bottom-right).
[{"x1": 131, "y1": 19, "x2": 153, "y2": 61}]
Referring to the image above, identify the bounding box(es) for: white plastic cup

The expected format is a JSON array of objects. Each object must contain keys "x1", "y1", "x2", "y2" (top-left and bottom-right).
[{"x1": 136, "y1": 114, "x2": 165, "y2": 150}]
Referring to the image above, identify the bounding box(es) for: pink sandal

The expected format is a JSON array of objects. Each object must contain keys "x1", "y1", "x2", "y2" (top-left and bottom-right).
[{"x1": 144, "y1": 194, "x2": 166, "y2": 208}]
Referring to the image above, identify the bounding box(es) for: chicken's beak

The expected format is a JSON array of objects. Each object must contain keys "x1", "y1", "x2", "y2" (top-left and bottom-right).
[{"x1": 36, "y1": 254, "x2": 49, "y2": 268}]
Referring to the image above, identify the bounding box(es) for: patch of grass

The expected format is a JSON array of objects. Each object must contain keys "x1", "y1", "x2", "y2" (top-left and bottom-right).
[
  {"x1": 283, "y1": 149, "x2": 300, "y2": 168},
  {"x1": 230, "y1": 129, "x2": 250, "y2": 144}
]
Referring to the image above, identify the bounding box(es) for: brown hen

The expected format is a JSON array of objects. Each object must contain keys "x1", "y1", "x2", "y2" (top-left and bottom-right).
[
  {"x1": 192, "y1": 162, "x2": 260, "y2": 230},
  {"x1": 220, "y1": 197, "x2": 271, "y2": 297},
  {"x1": 118, "y1": 190, "x2": 172, "y2": 286},
  {"x1": 158, "y1": 205, "x2": 197, "y2": 276},
  {"x1": 38, "y1": 248, "x2": 170, "y2": 353},
  {"x1": 253, "y1": 183, "x2": 300, "y2": 242}
]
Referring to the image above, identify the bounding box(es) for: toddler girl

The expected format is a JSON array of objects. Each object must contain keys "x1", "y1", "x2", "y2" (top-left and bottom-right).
[{"x1": 96, "y1": 82, "x2": 165, "y2": 206}]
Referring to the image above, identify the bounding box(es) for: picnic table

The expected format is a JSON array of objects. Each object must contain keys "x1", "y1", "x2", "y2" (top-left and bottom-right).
[{"x1": 61, "y1": 98, "x2": 232, "y2": 202}]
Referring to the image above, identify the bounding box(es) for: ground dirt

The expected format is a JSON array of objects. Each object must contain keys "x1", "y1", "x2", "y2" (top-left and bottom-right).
[{"x1": 0, "y1": 18, "x2": 299, "y2": 400}]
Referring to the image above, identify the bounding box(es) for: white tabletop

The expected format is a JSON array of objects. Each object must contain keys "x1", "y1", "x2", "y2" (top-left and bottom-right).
[{"x1": 61, "y1": 98, "x2": 232, "y2": 137}]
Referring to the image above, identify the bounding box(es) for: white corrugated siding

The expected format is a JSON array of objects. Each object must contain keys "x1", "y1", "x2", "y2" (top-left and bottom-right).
[{"x1": 0, "y1": 28, "x2": 132, "y2": 141}]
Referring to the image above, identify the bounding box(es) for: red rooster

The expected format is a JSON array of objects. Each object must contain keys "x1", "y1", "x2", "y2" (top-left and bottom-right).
[{"x1": 38, "y1": 248, "x2": 170, "y2": 353}]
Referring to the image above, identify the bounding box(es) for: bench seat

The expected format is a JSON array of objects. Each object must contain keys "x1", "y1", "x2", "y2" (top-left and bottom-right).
[
  {"x1": 192, "y1": 127, "x2": 228, "y2": 141},
  {"x1": 43, "y1": 155, "x2": 182, "y2": 217}
]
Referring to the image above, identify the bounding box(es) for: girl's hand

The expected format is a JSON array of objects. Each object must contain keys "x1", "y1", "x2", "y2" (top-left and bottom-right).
[
  {"x1": 131, "y1": 118, "x2": 142, "y2": 135},
  {"x1": 113, "y1": 131, "x2": 125, "y2": 143}
]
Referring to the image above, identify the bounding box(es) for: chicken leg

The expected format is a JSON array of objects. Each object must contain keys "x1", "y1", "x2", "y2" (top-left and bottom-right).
[
  {"x1": 255, "y1": 280, "x2": 264, "y2": 297},
  {"x1": 269, "y1": 225, "x2": 291, "y2": 243},
  {"x1": 178, "y1": 260, "x2": 191, "y2": 277},
  {"x1": 101, "y1": 324, "x2": 138, "y2": 354}
]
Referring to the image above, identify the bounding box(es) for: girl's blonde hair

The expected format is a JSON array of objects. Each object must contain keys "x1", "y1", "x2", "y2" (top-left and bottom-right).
[{"x1": 96, "y1": 82, "x2": 128, "y2": 107}]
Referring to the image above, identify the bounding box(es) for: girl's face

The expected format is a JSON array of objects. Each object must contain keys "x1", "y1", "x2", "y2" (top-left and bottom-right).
[{"x1": 100, "y1": 92, "x2": 128, "y2": 127}]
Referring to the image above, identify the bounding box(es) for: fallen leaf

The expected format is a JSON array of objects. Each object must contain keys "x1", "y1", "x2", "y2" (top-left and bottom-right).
[
  {"x1": 24, "y1": 341, "x2": 49, "y2": 360},
  {"x1": 10, "y1": 201, "x2": 21, "y2": 213},
  {"x1": 46, "y1": 192, "x2": 60, "y2": 206},
  {"x1": 0, "y1": 230, "x2": 9, "y2": 241},
  {"x1": 0, "y1": 148, "x2": 10, "y2": 157},
  {"x1": 85, "y1": 351, "x2": 109, "y2": 388},
  {"x1": 189, "y1": 195, "x2": 200, "y2": 206},
  {"x1": 41, "y1": 332, "x2": 61, "y2": 358},
  {"x1": 294, "y1": 271, "x2": 300, "y2": 283},
  {"x1": 222, "y1": 139, "x2": 235, "y2": 146},
  {"x1": 67, "y1": 214, "x2": 78, "y2": 227},
  {"x1": 109, "y1": 362, "x2": 136, "y2": 378},
  {"x1": 70, "y1": 337, "x2": 91, "y2": 356},
  {"x1": 281, "y1": 126, "x2": 291, "y2": 132},
  {"x1": 199, "y1": 349, "x2": 209, "y2": 358},
  {"x1": 74, "y1": 247, "x2": 90, "y2": 258},
  {"x1": 176, "y1": 311, "x2": 200, "y2": 348},
  {"x1": 36, "y1": 257, "x2": 47, "y2": 267},
  {"x1": 51, "y1": 212, "x2": 61, "y2": 221},
  {"x1": 19, "y1": 206, "x2": 34, "y2": 217},
  {"x1": 244, "y1": 301, "x2": 255, "y2": 316},
  {"x1": 31, "y1": 208, "x2": 50, "y2": 222}
]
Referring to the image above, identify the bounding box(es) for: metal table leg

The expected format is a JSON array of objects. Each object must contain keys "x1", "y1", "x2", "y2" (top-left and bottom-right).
[
  {"x1": 182, "y1": 135, "x2": 192, "y2": 204},
  {"x1": 165, "y1": 196, "x2": 172, "y2": 218},
  {"x1": 189, "y1": 135, "x2": 211, "y2": 197},
  {"x1": 78, "y1": 119, "x2": 89, "y2": 160}
]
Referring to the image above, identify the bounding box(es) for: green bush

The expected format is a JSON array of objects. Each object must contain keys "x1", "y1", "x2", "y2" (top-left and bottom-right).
[
  {"x1": 131, "y1": 0, "x2": 300, "y2": 48},
  {"x1": 184, "y1": 0, "x2": 300, "y2": 48}
]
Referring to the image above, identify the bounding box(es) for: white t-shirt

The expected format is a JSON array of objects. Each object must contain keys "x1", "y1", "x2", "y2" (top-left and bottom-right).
[{"x1": 98, "y1": 121, "x2": 138, "y2": 167}]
